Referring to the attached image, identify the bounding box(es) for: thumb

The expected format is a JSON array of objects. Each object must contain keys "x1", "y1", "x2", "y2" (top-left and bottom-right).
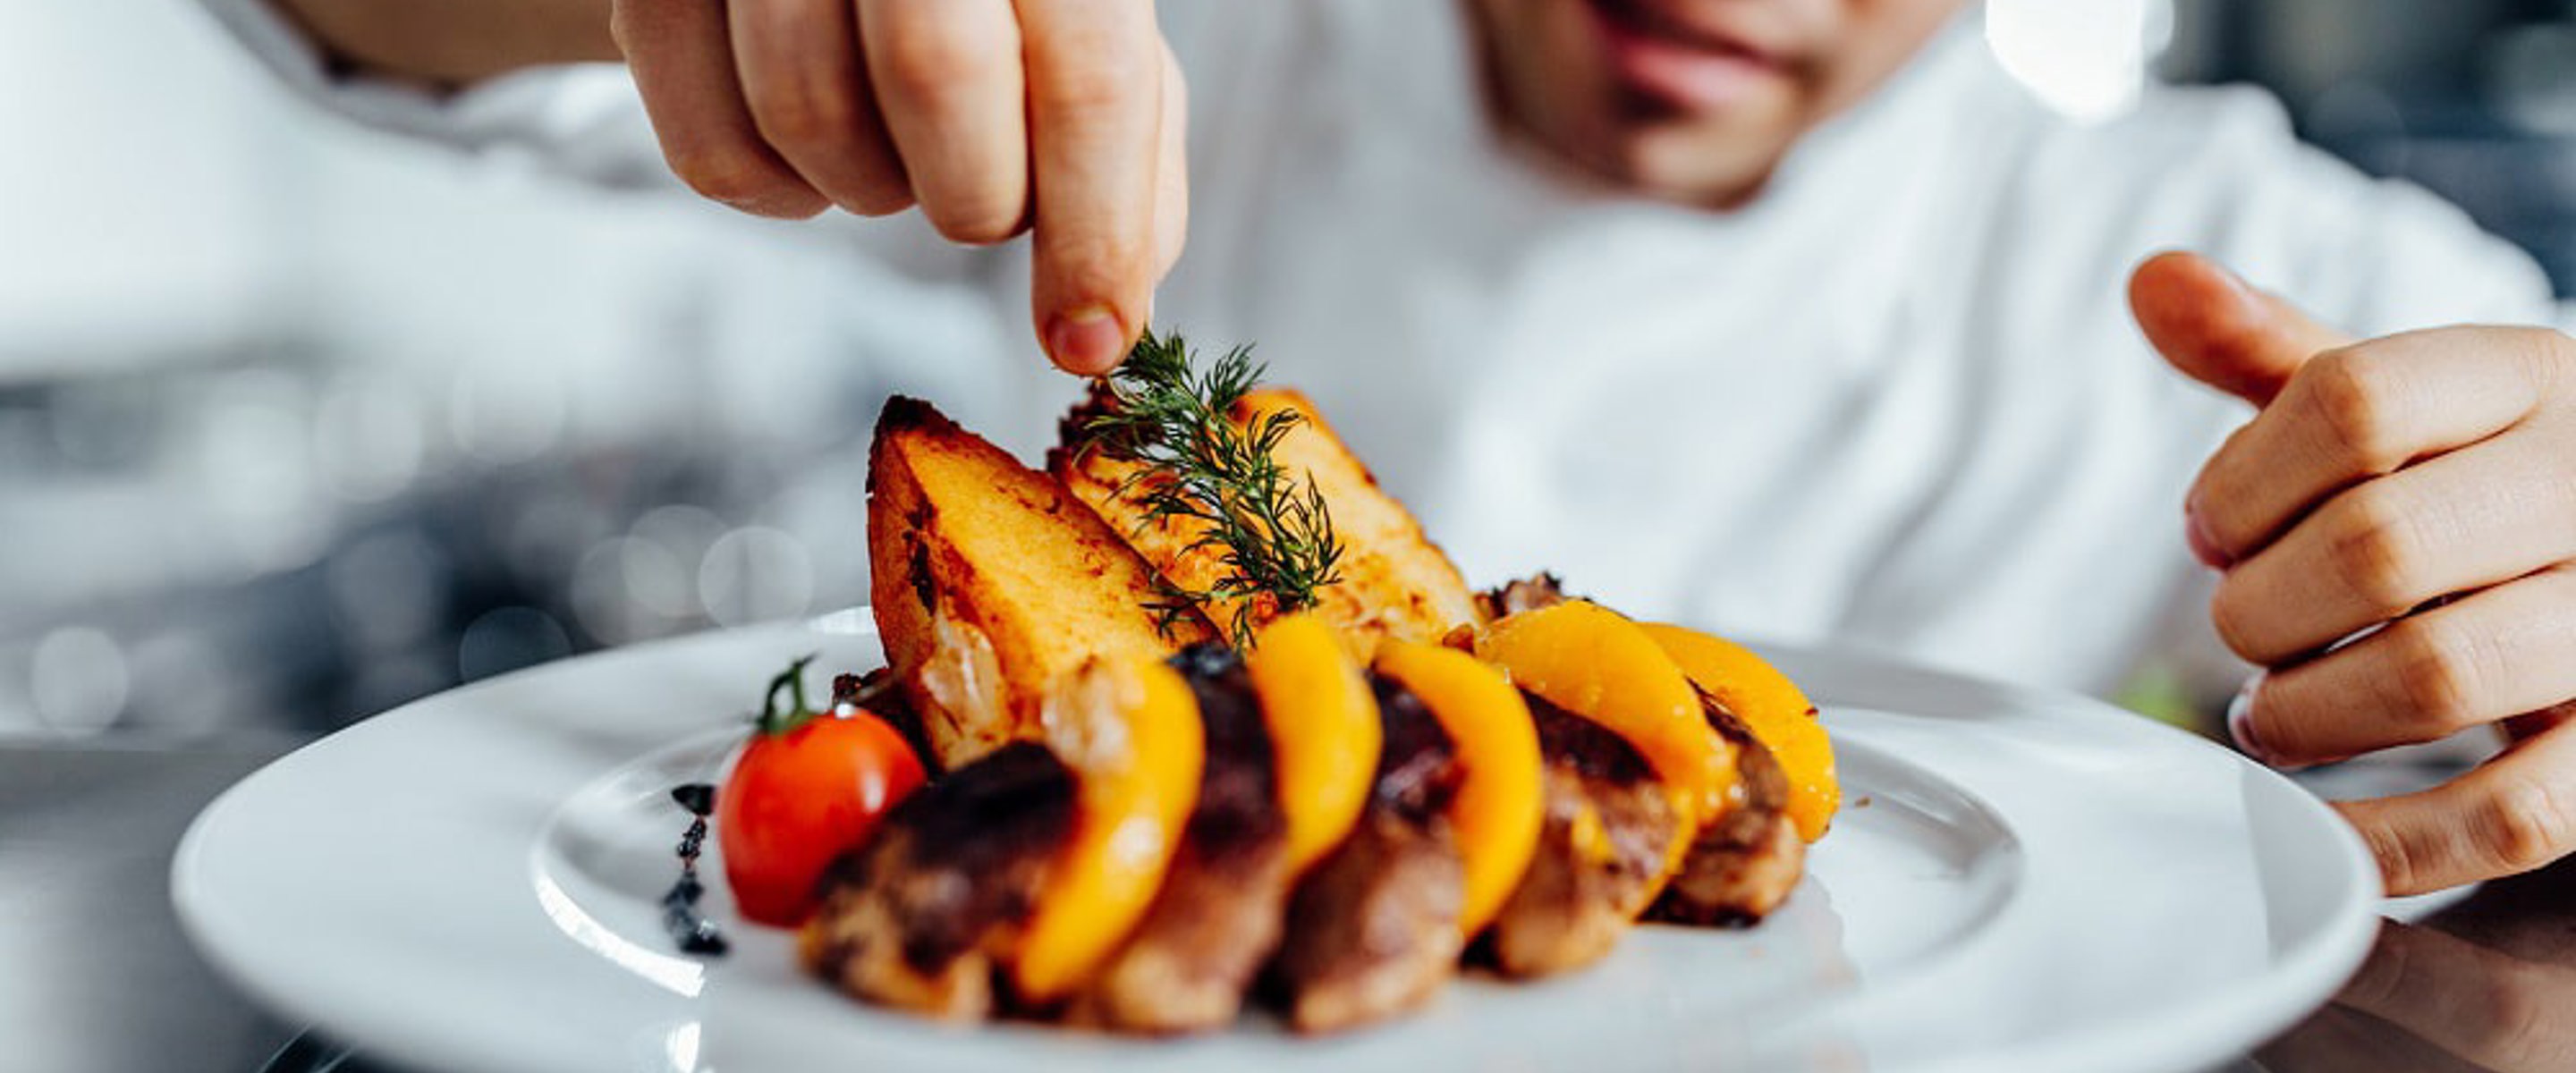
[{"x1": 2130, "y1": 250, "x2": 2355, "y2": 407}]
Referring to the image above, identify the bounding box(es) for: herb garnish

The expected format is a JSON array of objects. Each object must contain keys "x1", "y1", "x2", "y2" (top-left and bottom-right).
[{"x1": 1080, "y1": 330, "x2": 1344, "y2": 647}]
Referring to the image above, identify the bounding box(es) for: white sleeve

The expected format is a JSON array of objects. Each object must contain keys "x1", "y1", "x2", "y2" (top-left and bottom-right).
[
  {"x1": 192, "y1": 0, "x2": 681, "y2": 190},
  {"x1": 189, "y1": 0, "x2": 1012, "y2": 285},
  {"x1": 2133, "y1": 86, "x2": 2560, "y2": 336}
]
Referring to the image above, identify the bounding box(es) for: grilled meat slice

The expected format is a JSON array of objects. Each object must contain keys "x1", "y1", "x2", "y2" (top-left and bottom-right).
[
  {"x1": 1648, "y1": 696, "x2": 1805, "y2": 927},
  {"x1": 1476, "y1": 573, "x2": 1808, "y2": 926},
  {"x1": 801, "y1": 742, "x2": 1075, "y2": 1020},
  {"x1": 1069, "y1": 647, "x2": 1294, "y2": 1033},
  {"x1": 1475, "y1": 572, "x2": 1571, "y2": 621},
  {"x1": 1275, "y1": 677, "x2": 1466, "y2": 1034},
  {"x1": 1483, "y1": 694, "x2": 1682, "y2": 977},
  {"x1": 835, "y1": 668, "x2": 941, "y2": 775}
]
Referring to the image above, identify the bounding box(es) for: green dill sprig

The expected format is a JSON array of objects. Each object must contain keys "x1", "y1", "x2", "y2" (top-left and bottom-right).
[{"x1": 1080, "y1": 330, "x2": 1344, "y2": 648}]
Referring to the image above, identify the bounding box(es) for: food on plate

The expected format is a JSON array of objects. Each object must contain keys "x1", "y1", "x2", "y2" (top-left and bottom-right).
[
  {"x1": 1637, "y1": 621, "x2": 1831, "y2": 925},
  {"x1": 1465, "y1": 597, "x2": 1730, "y2": 976},
  {"x1": 1639, "y1": 621, "x2": 1840, "y2": 842},
  {"x1": 801, "y1": 655, "x2": 1202, "y2": 1018},
  {"x1": 1371, "y1": 640, "x2": 1542, "y2": 937},
  {"x1": 777, "y1": 332, "x2": 1834, "y2": 1035},
  {"x1": 1479, "y1": 577, "x2": 1820, "y2": 927},
  {"x1": 1482, "y1": 682, "x2": 1685, "y2": 976},
  {"x1": 1472, "y1": 598, "x2": 1739, "y2": 825},
  {"x1": 1273, "y1": 668, "x2": 1466, "y2": 1032},
  {"x1": 717, "y1": 657, "x2": 928, "y2": 927},
  {"x1": 1244, "y1": 613, "x2": 1382, "y2": 875},
  {"x1": 1648, "y1": 697, "x2": 1807, "y2": 927},
  {"x1": 801, "y1": 740, "x2": 1076, "y2": 1018},
  {"x1": 1064, "y1": 642, "x2": 1292, "y2": 1033},
  {"x1": 665, "y1": 782, "x2": 727, "y2": 954},
  {"x1": 867, "y1": 396, "x2": 1213, "y2": 771},
  {"x1": 1016, "y1": 656, "x2": 1208, "y2": 1002},
  {"x1": 1052, "y1": 334, "x2": 1479, "y2": 651}
]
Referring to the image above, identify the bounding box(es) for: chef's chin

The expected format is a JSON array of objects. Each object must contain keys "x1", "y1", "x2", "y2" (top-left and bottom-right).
[
  {"x1": 1494, "y1": 75, "x2": 1808, "y2": 210},
  {"x1": 1463, "y1": 0, "x2": 1965, "y2": 209},
  {"x1": 1579, "y1": 92, "x2": 1807, "y2": 209},
  {"x1": 1466, "y1": 0, "x2": 1809, "y2": 208}
]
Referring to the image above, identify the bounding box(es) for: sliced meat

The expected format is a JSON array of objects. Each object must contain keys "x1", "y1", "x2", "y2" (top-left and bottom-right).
[
  {"x1": 1068, "y1": 646, "x2": 1294, "y2": 1034},
  {"x1": 1475, "y1": 574, "x2": 1808, "y2": 927},
  {"x1": 1648, "y1": 694, "x2": 1806, "y2": 927},
  {"x1": 835, "y1": 668, "x2": 941, "y2": 776},
  {"x1": 1476, "y1": 572, "x2": 1570, "y2": 621},
  {"x1": 1274, "y1": 676, "x2": 1466, "y2": 1034},
  {"x1": 801, "y1": 742, "x2": 1075, "y2": 1019},
  {"x1": 1482, "y1": 693, "x2": 1682, "y2": 977}
]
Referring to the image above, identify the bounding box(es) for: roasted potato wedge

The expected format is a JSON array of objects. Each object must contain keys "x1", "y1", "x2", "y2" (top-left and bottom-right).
[
  {"x1": 1052, "y1": 387, "x2": 1480, "y2": 653},
  {"x1": 869, "y1": 396, "x2": 1213, "y2": 770}
]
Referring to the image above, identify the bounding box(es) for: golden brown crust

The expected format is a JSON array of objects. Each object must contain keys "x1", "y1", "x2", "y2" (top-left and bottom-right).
[
  {"x1": 869, "y1": 396, "x2": 1212, "y2": 770},
  {"x1": 1052, "y1": 387, "x2": 1480, "y2": 655}
]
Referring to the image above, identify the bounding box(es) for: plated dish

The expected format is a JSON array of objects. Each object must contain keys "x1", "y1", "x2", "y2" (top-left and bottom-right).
[
  {"x1": 173, "y1": 617, "x2": 2376, "y2": 1073},
  {"x1": 793, "y1": 334, "x2": 1839, "y2": 1035},
  {"x1": 174, "y1": 335, "x2": 2377, "y2": 1069}
]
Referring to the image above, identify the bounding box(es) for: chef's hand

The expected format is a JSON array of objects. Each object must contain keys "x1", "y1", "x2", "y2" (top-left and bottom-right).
[
  {"x1": 611, "y1": 0, "x2": 1186, "y2": 374},
  {"x1": 2130, "y1": 250, "x2": 2576, "y2": 896}
]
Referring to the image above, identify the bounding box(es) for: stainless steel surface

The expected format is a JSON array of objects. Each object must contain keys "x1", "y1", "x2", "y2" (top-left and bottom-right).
[{"x1": 1, "y1": 734, "x2": 308, "y2": 1073}]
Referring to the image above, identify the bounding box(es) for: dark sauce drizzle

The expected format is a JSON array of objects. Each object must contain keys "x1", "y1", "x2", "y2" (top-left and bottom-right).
[{"x1": 665, "y1": 782, "x2": 729, "y2": 956}]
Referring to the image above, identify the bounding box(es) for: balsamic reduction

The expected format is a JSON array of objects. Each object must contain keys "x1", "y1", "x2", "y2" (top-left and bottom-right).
[{"x1": 664, "y1": 782, "x2": 729, "y2": 956}]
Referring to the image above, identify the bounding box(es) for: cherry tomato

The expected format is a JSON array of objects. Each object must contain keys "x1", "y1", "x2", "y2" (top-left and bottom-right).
[{"x1": 718, "y1": 657, "x2": 928, "y2": 927}]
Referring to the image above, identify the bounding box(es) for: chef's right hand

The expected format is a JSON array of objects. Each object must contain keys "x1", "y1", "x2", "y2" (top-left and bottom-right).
[{"x1": 611, "y1": 0, "x2": 1186, "y2": 374}]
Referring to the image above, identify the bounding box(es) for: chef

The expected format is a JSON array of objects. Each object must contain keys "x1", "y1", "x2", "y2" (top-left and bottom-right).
[{"x1": 199, "y1": 0, "x2": 2576, "y2": 897}]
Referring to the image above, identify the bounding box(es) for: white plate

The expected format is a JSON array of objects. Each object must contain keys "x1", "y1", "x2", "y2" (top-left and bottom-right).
[{"x1": 174, "y1": 612, "x2": 2377, "y2": 1073}]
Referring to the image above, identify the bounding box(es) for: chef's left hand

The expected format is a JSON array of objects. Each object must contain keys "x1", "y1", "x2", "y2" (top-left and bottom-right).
[{"x1": 2131, "y1": 250, "x2": 2576, "y2": 896}]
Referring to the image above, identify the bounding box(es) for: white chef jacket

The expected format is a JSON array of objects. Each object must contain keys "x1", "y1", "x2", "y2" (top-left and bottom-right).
[{"x1": 197, "y1": 0, "x2": 2564, "y2": 699}]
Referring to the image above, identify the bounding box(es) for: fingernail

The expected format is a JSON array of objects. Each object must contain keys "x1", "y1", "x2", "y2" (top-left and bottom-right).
[
  {"x1": 2225, "y1": 678, "x2": 2271, "y2": 759},
  {"x1": 1046, "y1": 304, "x2": 1127, "y2": 375},
  {"x1": 2185, "y1": 499, "x2": 2233, "y2": 570},
  {"x1": 2227, "y1": 676, "x2": 2309, "y2": 770}
]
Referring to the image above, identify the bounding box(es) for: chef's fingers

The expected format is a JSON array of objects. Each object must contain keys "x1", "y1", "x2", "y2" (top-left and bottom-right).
[
  {"x1": 2336, "y1": 714, "x2": 2576, "y2": 896},
  {"x1": 1150, "y1": 37, "x2": 1190, "y2": 284},
  {"x1": 2210, "y1": 428, "x2": 2576, "y2": 666},
  {"x1": 2186, "y1": 326, "x2": 2565, "y2": 568},
  {"x1": 730, "y1": 0, "x2": 911, "y2": 215},
  {"x1": 2502, "y1": 701, "x2": 2576, "y2": 746},
  {"x1": 614, "y1": 0, "x2": 829, "y2": 218},
  {"x1": 2237, "y1": 565, "x2": 2576, "y2": 765},
  {"x1": 2335, "y1": 919, "x2": 2576, "y2": 1071},
  {"x1": 1021, "y1": 0, "x2": 1167, "y2": 375},
  {"x1": 858, "y1": 0, "x2": 1028, "y2": 242},
  {"x1": 2131, "y1": 251, "x2": 2351, "y2": 409}
]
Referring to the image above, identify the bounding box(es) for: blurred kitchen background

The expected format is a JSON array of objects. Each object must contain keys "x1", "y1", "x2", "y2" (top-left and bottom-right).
[{"x1": 5, "y1": 0, "x2": 2576, "y2": 741}]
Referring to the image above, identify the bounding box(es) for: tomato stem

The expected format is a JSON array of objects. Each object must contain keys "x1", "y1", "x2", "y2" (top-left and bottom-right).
[{"x1": 757, "y1": 654, "x2": 823, "y2": 737}]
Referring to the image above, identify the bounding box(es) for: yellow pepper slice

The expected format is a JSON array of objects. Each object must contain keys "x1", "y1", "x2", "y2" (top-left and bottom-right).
[
  {"x1": 1016, "y1": 657, "x2": 1205, "y2": 1002},
  {"x1": 1375, "y1": 641, "x2": 1543, "y2": 937},
  {"x1": 1639, "y1": 623, "x2": 1839, "y2": 842},
  {"x1": 1246, "y1": 613, "x2": 1382, "y2": 875},
  {"x1": 1472, "y1": 600, "x2": 1737, "y2": 826}
]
